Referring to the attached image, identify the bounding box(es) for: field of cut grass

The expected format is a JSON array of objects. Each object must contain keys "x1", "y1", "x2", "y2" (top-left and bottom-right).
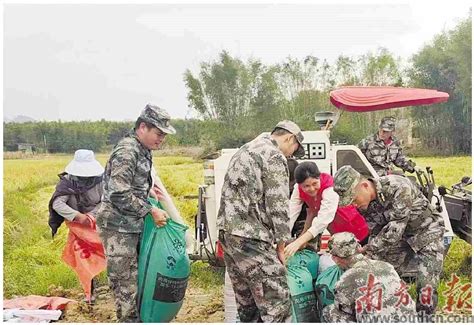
[{"x1": 3, "y1": 154, "x2": 471, "y2": 315}]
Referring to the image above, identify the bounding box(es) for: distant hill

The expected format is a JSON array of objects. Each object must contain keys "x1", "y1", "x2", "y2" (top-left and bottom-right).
[{"x1": 5, "y1": 115, "x2": 36, "y2": 123}]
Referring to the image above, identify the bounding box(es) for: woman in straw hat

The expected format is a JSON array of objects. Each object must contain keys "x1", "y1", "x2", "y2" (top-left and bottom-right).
[{"x1": 48, "y1": 149, "x2": 105, "y2": 303}]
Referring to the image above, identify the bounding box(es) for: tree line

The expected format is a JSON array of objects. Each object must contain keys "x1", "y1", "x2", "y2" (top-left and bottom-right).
[{"x1": 4, "y1": 14, "x2": 471, "y2": 156}]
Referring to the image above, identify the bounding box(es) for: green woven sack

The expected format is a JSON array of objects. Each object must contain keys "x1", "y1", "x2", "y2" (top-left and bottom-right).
[
  {"x1": 137, "y1": 198, "x2": 190, "y2": 323},
  {"x1": 314, "y1": 265, "x2": 344, "y2": 321},
  {"x1": 287, "y1": 264, "x2": 318, "y2": 322},
  {"x1": 287, "y1": 249, "x2": 320, "y2": 281}
]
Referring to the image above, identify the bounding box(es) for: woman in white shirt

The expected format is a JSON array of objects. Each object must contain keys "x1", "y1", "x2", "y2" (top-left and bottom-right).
[
  {"x1": 284, "y1": 162, "x2": 369, "y2": 259},
  {"x1": 284, "y1": 161, "x2": 339, "y2": 259}
]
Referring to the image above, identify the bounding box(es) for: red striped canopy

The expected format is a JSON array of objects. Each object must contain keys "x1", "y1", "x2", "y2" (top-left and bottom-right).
[{"x1": 330, "y1": 86, "x2": 449, "y2": 112}]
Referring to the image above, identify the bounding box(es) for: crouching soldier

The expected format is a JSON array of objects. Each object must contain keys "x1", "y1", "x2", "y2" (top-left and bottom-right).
[
  {"x1": 217, "y1": 120, "x2": 305, "y2": 322},
  {"x1": 322, "y1": 232, "x2": 417, "y2": 323},
  {"x1": 333, "y1": 166, "x2": 445, "y2": 319}
]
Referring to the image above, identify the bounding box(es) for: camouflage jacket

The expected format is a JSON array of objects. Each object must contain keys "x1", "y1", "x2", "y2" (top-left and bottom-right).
[
  {"x1": 323, "y1": 254, "x2": 417, "y2": 322},
  {"x1": 358, "y1": 133, "x2": 415, "y2": 176},
  {"x1": 363, "y1": 175, "x2": 445, "y2": 255},
  {"x1": 217, "y1": 134, "x2": 291, "y2": 244},
  {"x1": 96, "y1": 131, "x2": 153, "y2": 233}
]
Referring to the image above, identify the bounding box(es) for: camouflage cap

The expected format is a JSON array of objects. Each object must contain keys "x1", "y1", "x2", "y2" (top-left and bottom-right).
[
  {"x1": 379, "y1": 116, "x2": 396, "y2": 132},
  {"x1": 139, "y1": 104, "x2": 176, "y2": 134},
  {"x1": 274, "y1": 120, "x2": 305, "y2": 158},
  {"x1": 333, "y1": 165, "x2": 362, "y2": 206},
  {"x1": 328, "y1": 232, "x2": 360, "y2": 258}
]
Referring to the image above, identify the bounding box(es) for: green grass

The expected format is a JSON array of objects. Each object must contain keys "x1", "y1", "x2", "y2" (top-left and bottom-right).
[
  {"x1": 415, "y1": 156, "x2": 472, "y2": 189},
  {"x1": 189, "y1": 261, "x2": 225, "y2": 290},
  {"x1": 438, "y1": 237, "x2": 472, "y2": 312}
]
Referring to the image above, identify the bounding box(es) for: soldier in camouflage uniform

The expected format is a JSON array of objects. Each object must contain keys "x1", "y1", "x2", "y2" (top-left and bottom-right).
[
  {"x1": 333, "y1": 166, "x2": 445, "y2": 318},
  {"x1": 96, "y1": 104, "x2": 176, "y2": 322},
  {"x1": 322, "y1": 232, "x2": 417, "y2": 323},
  {"x1": 217, "y1": 120, "x2": 305, "y2": 322},
  {"x1": 358, "y1": 117, "x2": 417, "y2": 176}
]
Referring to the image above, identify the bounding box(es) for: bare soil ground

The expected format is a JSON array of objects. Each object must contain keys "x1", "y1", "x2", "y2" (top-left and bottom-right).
[
  {"x1": 52, "y1": 283, "x2": 224, "y2": 323},
  {"x1": 174, "y1": 286, "x2": 224, "y2": 322}
]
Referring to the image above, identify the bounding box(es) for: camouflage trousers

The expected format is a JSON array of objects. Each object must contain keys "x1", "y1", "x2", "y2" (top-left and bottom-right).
[
  {"x1": 219, "y1": 231, "x2": 290, "y2": 322},
  {"x1": 98, "y1": 226, "x2": 141, "y2": 323},
  {"x1": 370, "y1": 233, "x2": 444, "y2": 316}
]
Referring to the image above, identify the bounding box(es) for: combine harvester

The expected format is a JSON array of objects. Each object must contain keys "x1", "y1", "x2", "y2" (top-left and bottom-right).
[{"x1": 188, "y1": 86, "x2": 471, "y2": 322}]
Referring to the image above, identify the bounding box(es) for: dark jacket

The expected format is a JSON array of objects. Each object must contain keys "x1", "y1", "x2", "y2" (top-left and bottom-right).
[{"x1": 48, "y1": 172, "x2": 103, "y2": 237}]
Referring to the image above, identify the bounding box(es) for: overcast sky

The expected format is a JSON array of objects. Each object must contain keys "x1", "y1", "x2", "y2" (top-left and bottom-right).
[{"x1": 3, "y1": 1, "x2": 472, "y2": 121}]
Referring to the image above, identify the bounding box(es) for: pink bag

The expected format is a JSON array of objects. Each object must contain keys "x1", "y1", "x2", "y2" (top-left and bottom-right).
[{"x1": 3, "y1": 295, "x2": 75, "y2": 310}]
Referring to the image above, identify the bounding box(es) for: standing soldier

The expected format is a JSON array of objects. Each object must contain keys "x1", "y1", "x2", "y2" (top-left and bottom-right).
[
  {"x1": 96, "y1": 104, "x2": 175, "y2": 322},
  {"x1": 217, "y1": 120, "x2": 305, "y2": 322},
  {"x1": 323, "y1": 232, "x2": 417, "y2": 323},
  {"x1": 358, "y1": 116, "x2": 417, "y2": 176},
  {"x1": 333, "y1": 166, "x2": 445, "y2": 319}
]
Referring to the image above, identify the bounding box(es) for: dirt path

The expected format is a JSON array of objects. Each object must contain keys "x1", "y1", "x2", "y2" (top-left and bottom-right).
[{"x1": 55, "y1": 283, "x2": 223, "y2": 323}]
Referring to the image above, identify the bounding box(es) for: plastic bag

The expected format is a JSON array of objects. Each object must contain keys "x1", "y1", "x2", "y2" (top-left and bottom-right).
[
  {"x1": 137, "y1": 198, "x2": 190, "y2": 323},
  {"x1": 150, "y1": 169, "x2": 194, "y2": 252},
  {"x1": 3, "y1": 309, "x2": 62, "y2": 323},
  {"x1": 62, "y1": 215, "x2": 106, "y2": 301},
  {"x1": 318, "y1": 253, "x2": 336, "y2": 274}
]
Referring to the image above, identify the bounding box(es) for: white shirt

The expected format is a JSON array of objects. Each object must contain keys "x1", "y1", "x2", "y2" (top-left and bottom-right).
[{"x1": 288, "y1": 183, "x2": 339, "y2": 238}]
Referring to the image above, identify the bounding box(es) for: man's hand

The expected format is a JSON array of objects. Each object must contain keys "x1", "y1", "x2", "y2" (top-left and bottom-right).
[
  {"x1": 151, "y1": 207, "x2": 168, "y2": 227},
  {"x1": 276, "y1": 242, "x2": 286, "y2": 265},
  {"x1": 73, "y1": 213, "x2": 92, "y2": 226}
]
